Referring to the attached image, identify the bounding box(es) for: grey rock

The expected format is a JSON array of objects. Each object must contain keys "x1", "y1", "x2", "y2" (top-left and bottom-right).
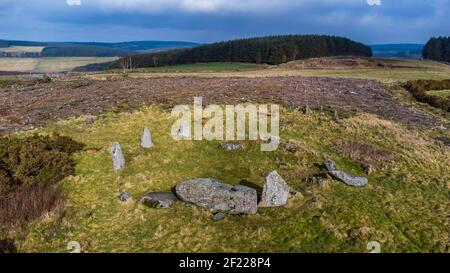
[
  {"x1": 212, "y1": 212, "x2": 226, "y2": 222},
  {"x1": 325, "y1": 160, "x2": 368, "y2": 187},
  {"x1": 334, "y1": 109, "x2": 341, "y2": 123},
  {"x1": 282, "y1": 143, "x2": 297, "y2": 153},
  {"x1": 110, "y1": 142, "x2": 125, "y2": 174},
  {"x1": 325, "y1": 160, "x2": 338, "y2": 173},
  {"x1": 220, "y1": 142, "x2": 242, "y2": 151},
  {"x1": 141, "y1": 127, "x2": 154, "y2": 149},
  {"x1": 140, "y1": 192, "x2": 178, "y2": 208},
  {"x1": 119, "y1": 192, "x2": 132, "y2": 202},
  {"x1": 175, "y1": 178, "x2": 258, "y2": 214},
  {"x1": 260, "y1": 171, "x2": 289, "y2": 207}
]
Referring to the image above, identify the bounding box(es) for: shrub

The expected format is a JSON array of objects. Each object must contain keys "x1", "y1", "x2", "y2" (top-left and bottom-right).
[
  {"x1": 0, "y1": 134, "x2": 84, "y2": 192},
  {"x1": 0, "y1": 134, "x2": 83, "y2": 228},
  {"x1": 0, "y1": 239, "x2": 16, "y2": 253}
]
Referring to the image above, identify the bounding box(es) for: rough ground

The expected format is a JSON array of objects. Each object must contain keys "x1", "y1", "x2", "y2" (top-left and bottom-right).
[
  {"x1": 278, "y1": 56, "x2": 450, "y2": 70},
  {"x1": 0, "y1": 76, "x2": 443, "y2": 133}
]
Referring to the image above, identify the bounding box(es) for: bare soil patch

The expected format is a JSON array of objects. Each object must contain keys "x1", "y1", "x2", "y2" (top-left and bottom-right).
[{"x1": 0, "y1": 76, "x2": 442, "y2": 133}]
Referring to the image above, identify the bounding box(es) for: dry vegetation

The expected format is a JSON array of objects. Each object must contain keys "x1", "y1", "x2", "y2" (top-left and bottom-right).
[
  {"x1": 0, "y1": 76, "x2": 445, "y2": 133},
  {"x1": 332, "y1": 140, "x2": 395, "y2": 173}
]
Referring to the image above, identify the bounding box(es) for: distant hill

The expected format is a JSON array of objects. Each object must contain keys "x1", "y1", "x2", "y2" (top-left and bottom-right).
[
  {"x1": 2, "y1": 40, "x2": 47, "y2": 47},
  {"x1": 0, "y1": 40, "x2": 8, "y2": 48},
  {"x1": 70, "y1": 41, "x2": 200, "y2": 53},
  {"x1": 371, "y1": 44, "x2": 424, "y2": 59},
  {"x1": 111, "y1": 35, "x2": 372, "y2": 69},
  {"x1": 41, "y1": 44, "x2": 126, "y2": 57},
  {"x1": 0, "y1": 40, "x2": 200, "y2": 57},
  {"x1": 422, "y1": 37, "x2": 450, "y2": 63}
]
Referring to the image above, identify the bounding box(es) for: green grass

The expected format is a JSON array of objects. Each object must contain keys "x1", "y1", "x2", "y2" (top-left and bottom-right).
[
  {"x1": 132, "y1": 63, "x2": 264, "y2": 73},
  {"x1": 427, "y1": 89, "x2": 450, "y2": 98},
  {"x1": 6, "y1": 107, "x2": 448, "y2": 253}
]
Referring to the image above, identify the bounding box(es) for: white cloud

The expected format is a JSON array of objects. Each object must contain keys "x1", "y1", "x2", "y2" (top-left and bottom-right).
[{"x1": 86, "y1": 0, "x2": 363, "y2": 13}]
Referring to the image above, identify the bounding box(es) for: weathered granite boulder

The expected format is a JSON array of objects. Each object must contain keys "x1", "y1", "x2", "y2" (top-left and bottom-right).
[
  {"x1": 141, "y1": 127, "x2": 154, "y2": 149},
  {"x1": 140, "y1": 192, "x2": 178, "y2": 208},
  {"x1": 110, "y1": 142, "x2": 125, "y2": 173},
  {"x1": 260, "y1": 171, "x2": 289, "y2": 207},
  {"x1": 325, "y1": 160, "x2": 368, "y2": 187},
  {"x1": 175, "y1": 178, "x2": 258, "y2": 214},
  {"x1": 119, "y1": 192, "x2": 132, "y2": 202},
  {"x1": 220, "y1": 142, "x2": 242, "y2": 151}
]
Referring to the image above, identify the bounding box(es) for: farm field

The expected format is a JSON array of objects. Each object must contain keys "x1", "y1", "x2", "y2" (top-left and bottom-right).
[
  {"x1": 0, "y1": 46, "x2": 45, "y2": 53},
  {"x1": 0, "y1": 57, "x2": 118, "y2": 73}
]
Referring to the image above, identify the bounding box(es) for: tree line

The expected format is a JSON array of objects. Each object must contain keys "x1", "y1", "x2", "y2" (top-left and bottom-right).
[
  {"x1": 422, "y1": 37, "x2": 450, "y2": 62},
  {"x1": 0, "y1": 40, "x2": 8, "y2": 48},
  {"x1": 111, "y1": 35, "x2": 372, "y2": 69}
]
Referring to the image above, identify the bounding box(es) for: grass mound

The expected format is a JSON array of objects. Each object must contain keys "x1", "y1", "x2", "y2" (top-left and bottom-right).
[{"x1": 405, "y1": 79, "x2": 450, "y2": 111}]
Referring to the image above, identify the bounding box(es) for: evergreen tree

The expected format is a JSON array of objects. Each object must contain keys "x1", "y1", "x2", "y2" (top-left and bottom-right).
[
  {"x1": 423, "y1": 36, "x2": 450, "y2": 62},
  {"x1": 111, "y1": 35, "x2": 372, "y2": 69}
]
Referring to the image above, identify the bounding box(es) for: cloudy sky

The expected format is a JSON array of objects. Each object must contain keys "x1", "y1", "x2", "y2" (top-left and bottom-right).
[{"x1": 0, "y1": 0, "x2": 449, "y2": 44}]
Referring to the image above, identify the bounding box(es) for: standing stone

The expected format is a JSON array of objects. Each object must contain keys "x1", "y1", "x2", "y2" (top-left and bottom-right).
[
  {"x1": 325, "y1": 160, "x2": 368, "y2": 187},
  {"x1": 333, "y1": 109, "x2": 341, "y2": 123},
  {"x1": 85, "y1": 115, "x2": 94, "y2": 125},
  {"x1": 175, "y1": 178, "x2": 258, "y2": 214},
  {"x1": 304, "y1": 104, "x2": 310, "y2": 115},
  {"x1": 110, "y1": 142, "x2": 125, "y2": 174},
  {"x1": 140, "y1": 192, "x2": 178, "y2": 208},
  {"x1": 260, "y1": 171, "x2": 289, "y2": 207},
  {"x1": 141, "y1": 127, "x2": 154, "y2": 148}
]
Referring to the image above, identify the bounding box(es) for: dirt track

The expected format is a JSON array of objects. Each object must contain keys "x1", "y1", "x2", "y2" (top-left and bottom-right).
[{"x1": 0, "y1": 76, "x2": 443, "y2": 133}]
